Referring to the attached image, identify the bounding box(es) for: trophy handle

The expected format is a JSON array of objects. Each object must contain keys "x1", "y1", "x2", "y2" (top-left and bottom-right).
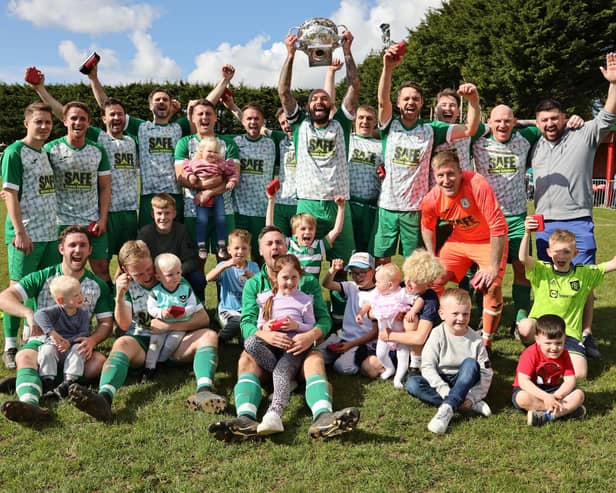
[
  {"x1": 288, "y1": 26, "x2": 299, "y2": 37},
  {"x1": 337, "y1": 24, "x2": 349, "y2": 34}
]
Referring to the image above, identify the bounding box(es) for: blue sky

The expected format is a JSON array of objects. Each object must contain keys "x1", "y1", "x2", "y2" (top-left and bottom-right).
[{"x1": 0, "y1": 0, "x2": 441, "y2": 88}]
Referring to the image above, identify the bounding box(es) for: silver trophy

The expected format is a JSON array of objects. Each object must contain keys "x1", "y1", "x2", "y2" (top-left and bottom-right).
[{"x1": 289, "y1": 17, "x2": 348, "y2": 67}]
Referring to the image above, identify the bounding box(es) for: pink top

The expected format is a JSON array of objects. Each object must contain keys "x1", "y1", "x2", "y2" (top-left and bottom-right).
[{"x1": 183, "y1": 158, "x2": 239, "y2": 184}]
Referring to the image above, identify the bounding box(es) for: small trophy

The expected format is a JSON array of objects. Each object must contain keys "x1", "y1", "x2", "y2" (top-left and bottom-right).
[
  {"x1": 289, "y1": 17, "x2": 348, "y2": 67},
  {"x1": 79, "y1": 52, "x2": 100, "y2": 75}
]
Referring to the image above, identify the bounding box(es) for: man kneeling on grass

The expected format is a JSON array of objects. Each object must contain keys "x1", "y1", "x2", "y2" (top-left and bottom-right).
[
  {"x1": 68, "y1": 240, "x2": 225, "y2": 421},
  {"x1": 512, "y1": 314, "x2": 586, "y2": 426}
]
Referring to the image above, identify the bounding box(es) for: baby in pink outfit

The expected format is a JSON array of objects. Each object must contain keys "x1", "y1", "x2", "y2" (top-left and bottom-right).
[{"x1": 357, "y1": 263, "x2": 423, "y2": 388}]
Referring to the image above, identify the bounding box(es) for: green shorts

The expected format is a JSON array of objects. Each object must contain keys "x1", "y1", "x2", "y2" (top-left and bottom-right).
[
  {"x1": 21, "y1": 338, "x2": 44, "y2": 351},
  {"x1": 296, "y1": 199, "x2": 355, "y2": 262},
  {"x1": 349, "y1": 199, "x2": 377, "y2": 254},
  {"x1": 506, "y1": 214, "x2": 527, "y2": 263},
  {"x1": 234, "y1": 214, "x2": 266, "y2": 262},
  {"x1": 7, "y1": 240, "x2": 60, "y2": 281},
  {"x1": 371, "y1": 208, "x2": 421, "y2": 258},
  {"x1": 58, "y1": 225, "x2": 108, "y2": 260},
  {"x1": 139, "y1": 193, "x2": 184, "y2": 228},
  {"x1": 274, "y1": 203, "x2": 297, "y2": 238},
  {"x1": 184, "y1": 215, "x2": 236, "y2": 253},
  {"x1": 107, "y1": 210, "x2": 138, "y2": 258},
  {"x1": 127, "y1": 334, "x2": 150, "y2": 353}
]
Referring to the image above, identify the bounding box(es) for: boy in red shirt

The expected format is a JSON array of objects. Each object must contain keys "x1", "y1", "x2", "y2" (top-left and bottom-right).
[{"x1": 512, "y1": 314, "x2": 586, "y2": 426}]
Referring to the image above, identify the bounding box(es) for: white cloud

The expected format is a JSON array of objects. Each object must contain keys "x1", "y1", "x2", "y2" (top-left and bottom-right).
[
  {"x1": 8, "y1": 0, "x2": 159, "y2": 34},
  {"x1": 188, "y1": 0, "x2": 443, "y2": 89},
  {"x1": 53, "y1": 33, "x2": 182, "y2": 83},
  {"x1": 129, "y1": 31, "x2": 182, "y2": 82}
]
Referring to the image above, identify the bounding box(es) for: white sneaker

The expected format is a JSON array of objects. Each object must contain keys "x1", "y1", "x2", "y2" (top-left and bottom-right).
[
  {"x1": 257, "y1": 411, "x2": 284, "y2": 435},
  {"x1": 428, "y1": 403, "x2": 454, "y2": 434},
  {"x1": 471, "y1": 400, "x2": 492, "y2": 417}
]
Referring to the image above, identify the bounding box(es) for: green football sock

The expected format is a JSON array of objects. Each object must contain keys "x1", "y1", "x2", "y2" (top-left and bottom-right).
[
  {"x1": 233, "y1": 372, "x2": 261, "y2": 419},
  {"x1": 98, "y1": 351, "x2": 129, "y2": 401},
  {"x1": 194, "y1": 345, "x2": 217, "y2": 391},
  {"x1": 16, "y1": 367, "x2": 41, "y2": 405},
  {"x1": 305, "y1": 374, "x2": 332, "y2": 419},
  {"x1": 512, "y1": 284, "x2": 531, "y2": 321},
  {"x1": 3, "y1": 314, "x2": 20, "y2": 341}
]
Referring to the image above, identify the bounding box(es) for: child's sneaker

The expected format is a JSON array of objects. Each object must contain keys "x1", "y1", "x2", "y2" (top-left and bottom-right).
[
  {"x1": 527, "y1": 410, "x2": 553, "y2": 426},
  {"x1": 198, "y1": 247, "x2": 208, "y2": 260},
  {"x1": 428, "y1": 403, "x2": 454, "y2": 434},
  {"x1": 257, "y1": 411, "x2": 284, "y2": 435},
  {"x1": 471, "y1": 400, "x2": 492, "y2": 417},
  {"x1": 141, "y1": 368, "x2": 157, "y2": 384}
]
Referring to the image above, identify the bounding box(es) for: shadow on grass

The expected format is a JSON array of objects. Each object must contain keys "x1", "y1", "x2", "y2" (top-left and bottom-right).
[{"x1": 112, "y1": 366, "x2": 191, "y2": 423}]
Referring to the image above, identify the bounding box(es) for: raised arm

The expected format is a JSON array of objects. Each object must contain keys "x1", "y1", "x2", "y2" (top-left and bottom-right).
[
  {"x1": 324, "y1": 58, "x2": 343, "y2": 115},
  {"x1": 600, "y1": 52, "x2": 616, "y2": 113},
  {"x1": 27, "y1": 72, "x2": 64, "y2": 120},
  {"x1": 86, "y1": 64, "x2": 109, "y2": 109},
  {"x1": 377, "y1": 45, "x2": 404, "y2": 126},
  {"x1": 519, "y1": 217, "x2": 537, "y2": 270},
  {"x1": 278, "y1": 34, "x2": 298, "y2": 116},
  {"x1": 206, "y1": 64, "x2": 235, "y2": 106},
  {"x1": 449, "y1": 83, "x2": 481, "y2": 140},
  {"x1": 340, "y1": 30, "x2": 359, "y2": 114},
  {"x1": 324, "y1": 196, "x2": 346, "y2": 246},
  {"x1": 322, "y1": 258, "x2": 345, "y2": 292}
]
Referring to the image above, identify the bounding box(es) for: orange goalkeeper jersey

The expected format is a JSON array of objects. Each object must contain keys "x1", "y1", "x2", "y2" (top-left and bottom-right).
[{"x1": 421, "y1": 170, "x2": 507, "y2": 243}]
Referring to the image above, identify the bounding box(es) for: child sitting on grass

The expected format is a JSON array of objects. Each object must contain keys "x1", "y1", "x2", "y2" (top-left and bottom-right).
[
  {"x1": 33, "y1": 275, "x2": 90, "y2": 399},
  {"x1": 243, "y1": 254, "x2": 315, "y2": 435},
  {"x1": 319, "y1": 252, "x2": 381, "y2": 378},
  {"x1": 356, "y1": 263, "x2": 420, "y2": 388},
  {"x1": 406, "y1": 288, "x2": 492, "y2": 434},
  {"x1": 517, "y1": 220, "x2": 616, "y2": 379},
  {"x1": 206, "y1": 229, "x2": 259, "y2": 343},
  {"x1": 145, "y1": 253, "x2": 203, "y2": 381},
  {"x1": 400, "y1": 248, "x2": 445, "y2": 375},
  {"x1": 512, "y1": 314, "x2": 586, "y2": 426}
]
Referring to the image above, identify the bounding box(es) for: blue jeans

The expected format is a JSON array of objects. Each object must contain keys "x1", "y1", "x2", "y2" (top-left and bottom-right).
[
  {"x1": 196, "y1": 195, "x2": 226, "y2": 246},
  {"x1": 406, "y1": 358, "x2": 480, "y2": 411}
]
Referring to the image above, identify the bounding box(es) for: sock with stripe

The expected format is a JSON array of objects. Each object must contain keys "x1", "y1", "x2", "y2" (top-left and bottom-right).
[
  {"x1": 98, "y1": 351, "x2": 129, "y2": 401},
  {"x1": 233, "y1": 372, "x2": 261, "y2": 419},
  {"x1": 305, "y1": 374, "x2": 332, "y2": 420},
  {"x1": 16, "y1": 367, "x2": 42, "y2": 405},
  {"x1": 194, "y1": 345, "x2": 217, "y2": 392}
]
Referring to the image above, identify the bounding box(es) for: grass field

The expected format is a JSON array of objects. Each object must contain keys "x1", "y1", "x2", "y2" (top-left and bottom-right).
[{"x1": 1, "y1": 207, "x2": 616, "y2": 492}]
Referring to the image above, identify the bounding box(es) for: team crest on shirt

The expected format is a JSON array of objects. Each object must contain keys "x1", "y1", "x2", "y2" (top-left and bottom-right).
[
  {"x1": 179, "y1": 294, "x2": 188, "y2": 302},
  {"x1": 307, "y1": 247, "x2": 315, "y2": 255},
  {"x1": 549, "y1": 289, "x2": 558, "y2": 298},
  {"x1": 569, "y1": 280, "x2": 580, "y2": 291},
  {"x1": 460, "y1": 198, "x2": 470, "y2": 208}
]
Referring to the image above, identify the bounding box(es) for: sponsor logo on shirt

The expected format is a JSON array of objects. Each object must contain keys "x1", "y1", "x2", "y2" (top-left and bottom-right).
[
  {"x1": 63, "y1": 171, "x2": 93, "y2": 190},
  {"x1": 114, "y1": 153, "x2": 136, "y2": 169},
  {"x1": 350, "y1": 148, "x2": 378, "y2": 167},
  {"x1": 240, "y1": 158, "x2": 264, "y2": 174},
  {"x1": 38, "y1": 175, "x2": 55, "y2": 194},
  {"x1": 392, "y1": 146, "x2": 420, "y2": 166},
  {"x1": 308, "y1": 137, "x2": 336, "y2": 158},
  {"x1": 148, "y1": 137, "x2": 174, "y2": 154}
]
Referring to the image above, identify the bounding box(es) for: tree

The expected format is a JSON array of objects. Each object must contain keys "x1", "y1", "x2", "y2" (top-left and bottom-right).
[{"x1": 357, "y1": 0, "x2": 616, "y2": 118}]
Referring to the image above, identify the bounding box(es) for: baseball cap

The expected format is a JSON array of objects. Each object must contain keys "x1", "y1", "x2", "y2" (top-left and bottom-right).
[{"x1": 345, "y1": 252, "x2": 375, "y2": 270}]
